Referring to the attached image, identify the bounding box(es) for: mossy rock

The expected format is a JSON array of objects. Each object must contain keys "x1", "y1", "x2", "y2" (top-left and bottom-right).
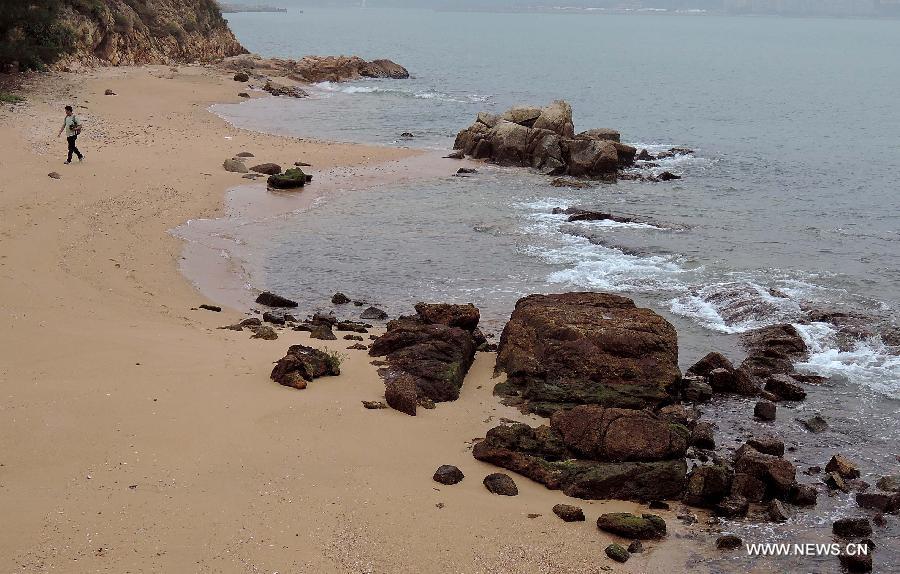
[
  {"x1": 605, "y1": 543, "x2": 629, "y2": 563},
  {"x1": 267, "y1": 168, "x2": 311, "y2": 189},
  {"x1": 597, "y1": 512, "x2": 666, "y2": 540}
]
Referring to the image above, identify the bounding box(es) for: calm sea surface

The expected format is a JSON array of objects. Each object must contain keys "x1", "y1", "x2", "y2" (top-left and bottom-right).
[{"x1": 188, "y1": 9, "x2": 899, "y2": 571}]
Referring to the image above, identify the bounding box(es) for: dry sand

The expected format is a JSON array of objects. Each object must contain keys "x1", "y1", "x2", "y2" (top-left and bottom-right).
[{"x1": 0, "y1": 66, "x2": 707, "y2": 572}]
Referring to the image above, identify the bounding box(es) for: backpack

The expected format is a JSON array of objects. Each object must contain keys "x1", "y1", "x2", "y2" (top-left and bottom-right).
[{"x1": 71, "y1": 117, "x2": 82, "y2": 136}]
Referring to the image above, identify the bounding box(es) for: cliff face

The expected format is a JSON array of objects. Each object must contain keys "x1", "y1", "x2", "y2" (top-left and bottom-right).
[{"x1": 58, "y1": 0, "x2": 246, "y2": 67}]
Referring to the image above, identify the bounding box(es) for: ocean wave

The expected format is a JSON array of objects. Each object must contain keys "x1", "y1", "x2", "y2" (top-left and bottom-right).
[
  {"x1": 312, "y1": 81, "x2": 492, "y2": 104},
  {"x1": 669, "y1": 281, "x2": 802, "y2": 334},
  {"x1": 794, "y1": 322, "x2": 900, "y2": 398}
]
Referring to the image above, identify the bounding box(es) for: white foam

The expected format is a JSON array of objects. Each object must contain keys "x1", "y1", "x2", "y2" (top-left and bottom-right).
[
  {"x1": 669, "y1": 280, "x2": 801, "y2": 334},
  {"x1": 312, "y1": 82, "x2": 492, "y2": 104},
  {"x1": 794, "y1": 322, "x2": 900, "y2": 398}
]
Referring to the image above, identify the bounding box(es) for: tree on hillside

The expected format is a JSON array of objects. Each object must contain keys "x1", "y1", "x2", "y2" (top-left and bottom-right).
[{"x1": 0, "y1": 1, "x2": 73, "y2": 71}]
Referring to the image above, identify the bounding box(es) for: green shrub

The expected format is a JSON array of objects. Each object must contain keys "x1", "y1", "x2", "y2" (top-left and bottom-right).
[
  {"x1": 0, "y1": 1, "x2": 74, "y2": 71},
  {"x1": 0, "y1": 92, "x2": 26, "y2": 104},
  {"x1": 324, "y1": 349, "x2": 346, "y2": 373}
]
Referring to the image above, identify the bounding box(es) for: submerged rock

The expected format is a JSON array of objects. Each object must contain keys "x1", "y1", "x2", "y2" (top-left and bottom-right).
[
  {"x1": 267, "y1": 167, "x2": 310, "y2": 189},
  {"x1": 494, "y1": 292, "x2": 680, "y2": 415},
  {"x1": 255, "y1": 291, "x2": 298, "y2": 308}
]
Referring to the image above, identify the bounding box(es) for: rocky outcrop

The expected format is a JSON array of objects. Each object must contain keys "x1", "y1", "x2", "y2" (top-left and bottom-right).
[
  {"x1": 494, "y1": 292, "x2": 680, "y2": 415},
  {"x1": 453, "y1": 102, "x2": 637, "y2": 180},
  {"x1": 369, "y1": 303, "x2": 480, "y2": 415},
  {"x1": 472, "y1": 413, "x2": 688, "y2": 502},
  {"x1": 270, "y1": 344, "x2": 340, "y2": 389},
  {"x1": 220, "y1": 54, "x2": 409, "y2": 83},
  {"x1": 55, "y1": 0, "x2": 246, "y2": 68}
]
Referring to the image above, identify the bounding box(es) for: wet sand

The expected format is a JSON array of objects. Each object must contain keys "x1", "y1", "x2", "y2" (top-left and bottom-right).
[{"x1": 0, "y1": 65, "x2": 704, "y2": 572}]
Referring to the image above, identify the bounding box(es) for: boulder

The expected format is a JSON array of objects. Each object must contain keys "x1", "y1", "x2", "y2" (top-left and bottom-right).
[
  {"x1": 596, "y1": 513, "x2": 666, "y2": 540},
  {"x1": 309, "y1": 324, "x2": 336, "y2": 341},
  {"x1": 754, "y1": 400, "x2": 777, "y2": 421},
  {"x1": 605, "y1": 543, "x2": 629, "y2": 563},
  {"x1": 683, "y1": 465, "x2": 732, "y2": 507},
  {"x1": 413, "y1": 302, "x2": 480, "y2": 331},
  {"x1": 223, "y1": 158, "x2": 248, "y2": 173},
  {"x1": 856, "y1": 491, "x2": 900, "y2": 513},
  {"x1": 730, "y1": 473, "x2": 767, "y2": 503},
  {"x1": 263, "y1": 80, "x2": 308, "y2": 98},
  {"x1": 501, "y1": 105, "x2": 542, "y2": 126},
  {"x1": 565, "y1": 138, "x2": 618, "y2": 178},
  {"x1": 839, "y1": 551, "x2": 873, "y2": 573},
  {"x1": 486, "y1": 121, "x2": 531, "y2": 165},
  {"x1": 369, "y1": 314, "x2": 476, "y2": 403},
  {"x1": 360, "y1": 306, "x2": 388, "y2": 320},
  {"x1": 250, "y1": 163, "x2": 282, "y2": 175},
  {"x1": 576, "y1": 128, "x2": 620, "y2": 142},
  {"x1": 788, "y1": 482, "x2": 818, "y2": 506},
  {"x1": 687, "y1": 352, "x2": 758, "y2": 395},
  {"x1": 681, "y1": 376, "x2": 713, "y2": 402},
  {"x1": 384, "y1": 374, "x2": 418, "y2": 416},
  {"x1": 768, "y1": 499, "x2": 789, "y2": 522},
  {"x1": 734, "y1": 447, "x2": 796, "y2": 498},
  {"x1": 824, "y1": 471, "x2": 850, "y2": 493},
  {"x1": 483, "y1": 473, "x2": 518, "y2": 496},
  {"x1": 826, "y1": 454, "x2": 861, "y2": 479},
  {"x1": 267, "y1": 167, "x2": 309, "y2": 189},
  {"x1": 876, "y1": 475, "x2": 900, "y2": 492},
  {"x1": 657, "y1": 404, "x2": 697, "y2": 427},
  {"x1": 832, "y1": 517, "x2": 872, "y2": 539},
  {"x1": 740, "y1": 324, "x2": 808, "y2": 379},
  {"x1": 270, "y1": 344, "x2": 340, "y2": 388},
  {"x1": 433, "y1": 465, "x2": 465, "y2": 485},
  {"x1": 332, "y1": 292, "x2": 351, "y2": 304},
  {"x1": 627, "y1": 540, "x2": 643, "y2": 553},
  {"x1": 747, "y1": 435, "x2": 785, "y2": 457},
  {"x1": 690, "y1": 422, "x2": 716, "y2": 450},
  {"x1": 715, "y1": 495, "x2": 749, "y2": 518},
  {"x1": 765, "y1": 374, "x2": 807, "y2": 401},
  {"x1": 532, "y1": 100, "x2": 575, "y2": 138},
  {"x1": 250, "y1": 326, "x2": 278, "y2": 340},
  {"x1": 716, "y1": 535, "x2": 742, "y2": 550},
  {"x1": 262, "y1": 311, "x2": 285, "y2": 325},
  {"x1": 233, "y1": 72, "x2": 249, "y2": 82},
  {"x1": 550, "y1": 405, "x2": 689, "y2": 462},
  {"x1": 495, "y1": 292, "x2": 680, "y2": 415},
  {"x1": 552, "y1": 504, "x2": 585, "y2": 522}
]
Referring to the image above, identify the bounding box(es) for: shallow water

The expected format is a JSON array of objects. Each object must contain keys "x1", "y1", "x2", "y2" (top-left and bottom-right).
[{"x1": 184, "y1": 8, "x2": 900, "y2": 571}]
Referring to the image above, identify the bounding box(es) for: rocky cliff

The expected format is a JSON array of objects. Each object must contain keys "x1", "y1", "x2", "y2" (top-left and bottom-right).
[{"x1": 56, "y1": 0, "x2": 246, "y2": 67}]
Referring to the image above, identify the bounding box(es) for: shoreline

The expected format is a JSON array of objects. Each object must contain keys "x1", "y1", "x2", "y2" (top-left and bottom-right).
[{"x1": 0, "y1": 65, "x2": 704, "y2": 572}]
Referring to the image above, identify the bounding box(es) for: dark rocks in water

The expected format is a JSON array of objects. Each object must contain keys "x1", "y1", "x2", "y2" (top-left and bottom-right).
[
  {"x1": 444, "y1": 149, "x2": 465, "y2": 159},
  {"x1": 690, "y1": 421, "x2": 716, "y2": 450},
  {"x1": 597, "y1": 512, "x2": 666, "y2": 540},
  {"x1": 483, "y1": 473, "x2": 518, "y2": 496},
  {"x1": 256, "y1": 291, "x2": 298, "y2": 308},
  {"x1": 270, "y1": 344, "x2": 340, "y2": 389},
  {"x1": 767, "y1": 499, "x2": 789, "y2": 522},
  {"x1": 361, "y1": 400, "x2": 387, "y2": 409},
  {"x1": 309, "y1": 324, "x2": 336, "y2": 340},
  {"x1": 263, "y1": 80, "x2": 309, "y2": 98},
  {"x1": 734, "y1": 445, "x2": 796, "y2": 498},
  {"x1": 876, "y1": 474, "x2": 900, "y2": 492},
  {"x1": 413, "y1": 302, "x2": 480, "y2": 331},
  {"x1": 839, "y1": 550, "x2": 873, "y2": 573},
  {"x1": 856, "y1": 491, "x2": 900, "y2": 513},
  {"x1": 564, "y1": 209, "x2": 633, "y2": 224},
  {"x1": 656, "y1": 147, "x2": 694, "y2": 159},
  {"x1": 550, "y1": 178, "x2": 593, "y2": 189},
  {"x1": 627, "y1": 540, "x2": 643, "y2": 554},
  {"x1": 637, "y1": 149, "x2": 653, "y2": 161},
  {"x1": 267, "y1": 167, "x2": 310, "y2": 189},
  {"x1": 332, "y1": 292, "x2": 351, "y2": 304},
  {"x1": 494, "y1": 292, "x2": 680, "y2": 415},
  {"x1": 658, "y1": 171, "x2": 681, "y2": 181},
  {"x1": 764, "y1": 374, "x2": 807, "y2": 401},
  {"x1": 552, "y1": 503, "x2": 585, "y2": 522},
  {"x1": 336, "y1": 321, "x2": 369, "y2": 333},
  {"x1": 471, "y1": 421, "x2": 687, "y2": 502},
  {"x1": 799, "y1": 414, "x2": 829, "y2": 433},
  {"x1": 250, "y1": 325, "x2": 278, "y2": 340},
  {"x1": 824, "y1": 471, "x2": 850, "y2": 493},
  {"x1": 238, "y1": 92, "x2": 250, "y2": 98},
  {"x1": 730, "y1": 472, "x2": 767, "y2": 503},
  {"x1": 716, "y1": 534, "x2": 743, "y2": 550},
  {"x1": 433, "y1": 465, "x2": 465, "y2": 485},
  {"x1": 687, "y1": 352, "x2": 758, "y2": 396},
  {"x1": 747, "y1": 435, "x2": 785, "y2": 457},
  {"x1": 360, "y1": 306, "x2": 388, "y2": 320},
  {"x1": 683, "y1": 465, "x2": 732, "y2": 507},
  {"x1": 456, "y1": 167, "x2": 477, "y2": 174},
  {"x1": 715, "y1": 494, "x2": 749, "y2": 518},
  {"x1": 233, "y1": 72, "x2": 249, "y2": 82},
  {"x1": 454, "y1": 101, "x2": 639, "y2": 180},
  {"x1": 199, "y1": 304, "x2": 221, "y2": 312},
  {"x1": 262, "y1": 311, "x2": 285, "y2": 325},
  {"x1": 788, "y1": 482, "x2": 818, "y2": 506},
  {"x1": 605, "y1": 543, "x2": 629, "y2": 563},
  {"x1": 384, "y1": 373, "x2": 418, "y2": 416},
  {"x1": 681, "y1": 375, "x2": 713, "y2": 403},
  {"x1": 826, "y1": 454, "x2": 861, "y2": 479},
  {"x1": 400, "y1": 132, "x2": 415, "y2": 138},
  {"x1": 833, "y1": 517, "x2": 872, "y2": 539},
  {"x1": 754, "y1": 400, "x2": 777, "y2": 421},
  {"x1": 250, "y1": 163, "x2": 282, "y2": 175},
  {"x1": 740, "y1": 323, "x2": 808, "y2": 380}
]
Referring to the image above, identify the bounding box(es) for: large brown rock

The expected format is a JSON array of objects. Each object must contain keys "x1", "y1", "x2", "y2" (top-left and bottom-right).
[
  {"x1": 413, "y1": 302, "x2": 480, "y2": 331},
  {"x1": 683, "y1": 465, "x2": 732, "y2": 507},
  {"x1": 564, "y1": 138, "x2": 619, "y2": 178},
  {"x1": 550, "y1": 405, "x2": 689, "y2": 462},
  {"x1": 270, "y1": 344, "x2": 340, "y2": 389},
  {"x1": 384, "y1": 373, "x2": 418, "y2": 416},
  {"x1": 486, "y1": 121, "x2": 531, "y2": 166},
  {"x1": 740, "y1": 324, "x2": 808, "y2": 379},
  {"x1": 734, "y1": 446, "x2": 796, "y2": 498},
  {"x1": 369, "y1": 311, "x2": 477, "y2": 403},
  {"x1": 532, "y1": 100, "x2": 575, "y2": 138},
  {"x1": 495, "y1": 292, "x2": 680, "y2": 415},
  {"x1": 597, "y1": 513, "x2": 667, "y2": 540}
]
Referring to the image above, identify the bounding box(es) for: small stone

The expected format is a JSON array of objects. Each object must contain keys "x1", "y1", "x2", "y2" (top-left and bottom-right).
[
  {"x1": 361, "y1": 400, "x2": 387, "y2": 409},
  {"x1": 250, "y1": 325, "x2": 277, "y2": 340},
  {"x1": 552, "y1": 504, "x2": 585, "y2": 522},
  {"x1": 876, "y1": 474, "x2": 900, "y2": 492},
  {"x1": 754, "y1": 400, "x2": 776, "y2": 421},
  {"x1": 262, "y1": 311, "x2": 285, "y2": 325},
  {"x1": 433, "y1": 465, "x2": 465, "y2": 485},
  {"x1": 716, "y1": 534, "x2": 742, "y2": 550},
  {"x1": 309, "y1": 324, "x2": 336, "y2": 340},
  {"x1": 483, "y1": 473, "x2": 518, "y2": 496},
  {"x1": 764, "y1": 374, "x2": 807, "y2": 401},
  {"x1": 824, "y1": 471, "x2": 850, "y2": 492},
  {"x1": 691, "y1": 421, "x2": 716, "y2": 450},
  {"x1": 347, "y1": 343, "x2": 367, "y2": 350},
  {"x1": 48, "y1": 172, "x2": 61, "y2": 179},
  {"x1": 223, "y1": 158, "x2": 248, "y2": 173},
  {"x1": 444, "y1": 149, "x2": 465, "y2": 159},
  {"x1": 788, "y1": 482, "x2": 818, "y2": 506},
  {"x1": 238, "y1": 92, "x2": 250, "y2": 98},
  {"x1": 343, "y1": 334, "x2": 363, "y2": 341},
  {"x1": 715, "y1": 495, "x2": 749, "y2": 518},
  {"x1": 360, "y1": 306, "x2": 388, "y2": 320},
  {"x1": 255, "y1": 291, "x2": 297, "y2": 308},
  {"x1": 332, "y1": 292, "x2": 351, "y2": 304},
  {"x1": 605, "y1": 543, "x2": 629, "y2": 563},
  {"x1": 198, "y1": 304, "x2": 221, "y2": 312},
  {"x1": 832, "y1": 517, "x2": 872, "y2": 539},
  {"x1": 233, "y1": 72, "x2": 250, "y2": 82},
  {"x1": 627, "y1": 540, "x2": 643, "y2": 554},
  {"x1": 825, "y1": 454, "x2": 861, "y2": 479},
  {"x1": 597, "y1": 513, "x2": 666, "y2": 540},
  {"x1": 747, "y1": 435, "x2": 785, "y2": 457},
  {"x1": 768, "y1": 499, "x2": 789, "y2": 522},
  {"x1": 799, "y1": 414, "x2": 828, "y2": 433}
]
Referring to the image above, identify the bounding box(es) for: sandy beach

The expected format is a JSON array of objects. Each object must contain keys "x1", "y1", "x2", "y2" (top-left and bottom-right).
[{"x1": 0, "y1": 66, "x2": 704, "y2": 572}]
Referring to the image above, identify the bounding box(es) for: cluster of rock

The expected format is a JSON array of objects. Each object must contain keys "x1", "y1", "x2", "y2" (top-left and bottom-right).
[
  {"x1": 222, "y1": 152, "x2": 312, "y2": 189},
  {"x1": 368, "y1": 303, "x2": 491, "y2": 416},
  {"x1": 220, "y1": 53, "x2": 409, "y2": 84}
]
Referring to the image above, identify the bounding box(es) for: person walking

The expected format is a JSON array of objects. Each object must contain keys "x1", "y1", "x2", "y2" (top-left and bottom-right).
[{"x1": 57, "y1": 105, "x2": 84, "y2": 164}]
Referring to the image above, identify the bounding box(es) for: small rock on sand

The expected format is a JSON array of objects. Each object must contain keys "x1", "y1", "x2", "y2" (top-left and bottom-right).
[
  {"x1": 250, "y1": 326, "x2": 278, "y2": 340},
  {"x1": 552, "y1": 504, "x2": 585, "y2": 522},
  {"x1": 483, "y1": 473, "x2": 518, "y2": 496},
  {"x1": 255, "y1": 291, "x2": 298, "y2": 307},
  {"x1": 48, "y1": 172, "x2": 61, "y2": 179},
  {"x1": 433, "y1": 465, "x2": 465, "y2": 485},
  {"x1": 361, "y1": 400, "x2": 387, "y2": 409},
  {"x1": 360, "y1": 306, "x2": 388, "y2": 320},
  {"x1": 223, "y1": 158, "x2": 248, "y2": 173},
  {"x1": 605, "y1": 543, "x2": 629, "y2": 563}
]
